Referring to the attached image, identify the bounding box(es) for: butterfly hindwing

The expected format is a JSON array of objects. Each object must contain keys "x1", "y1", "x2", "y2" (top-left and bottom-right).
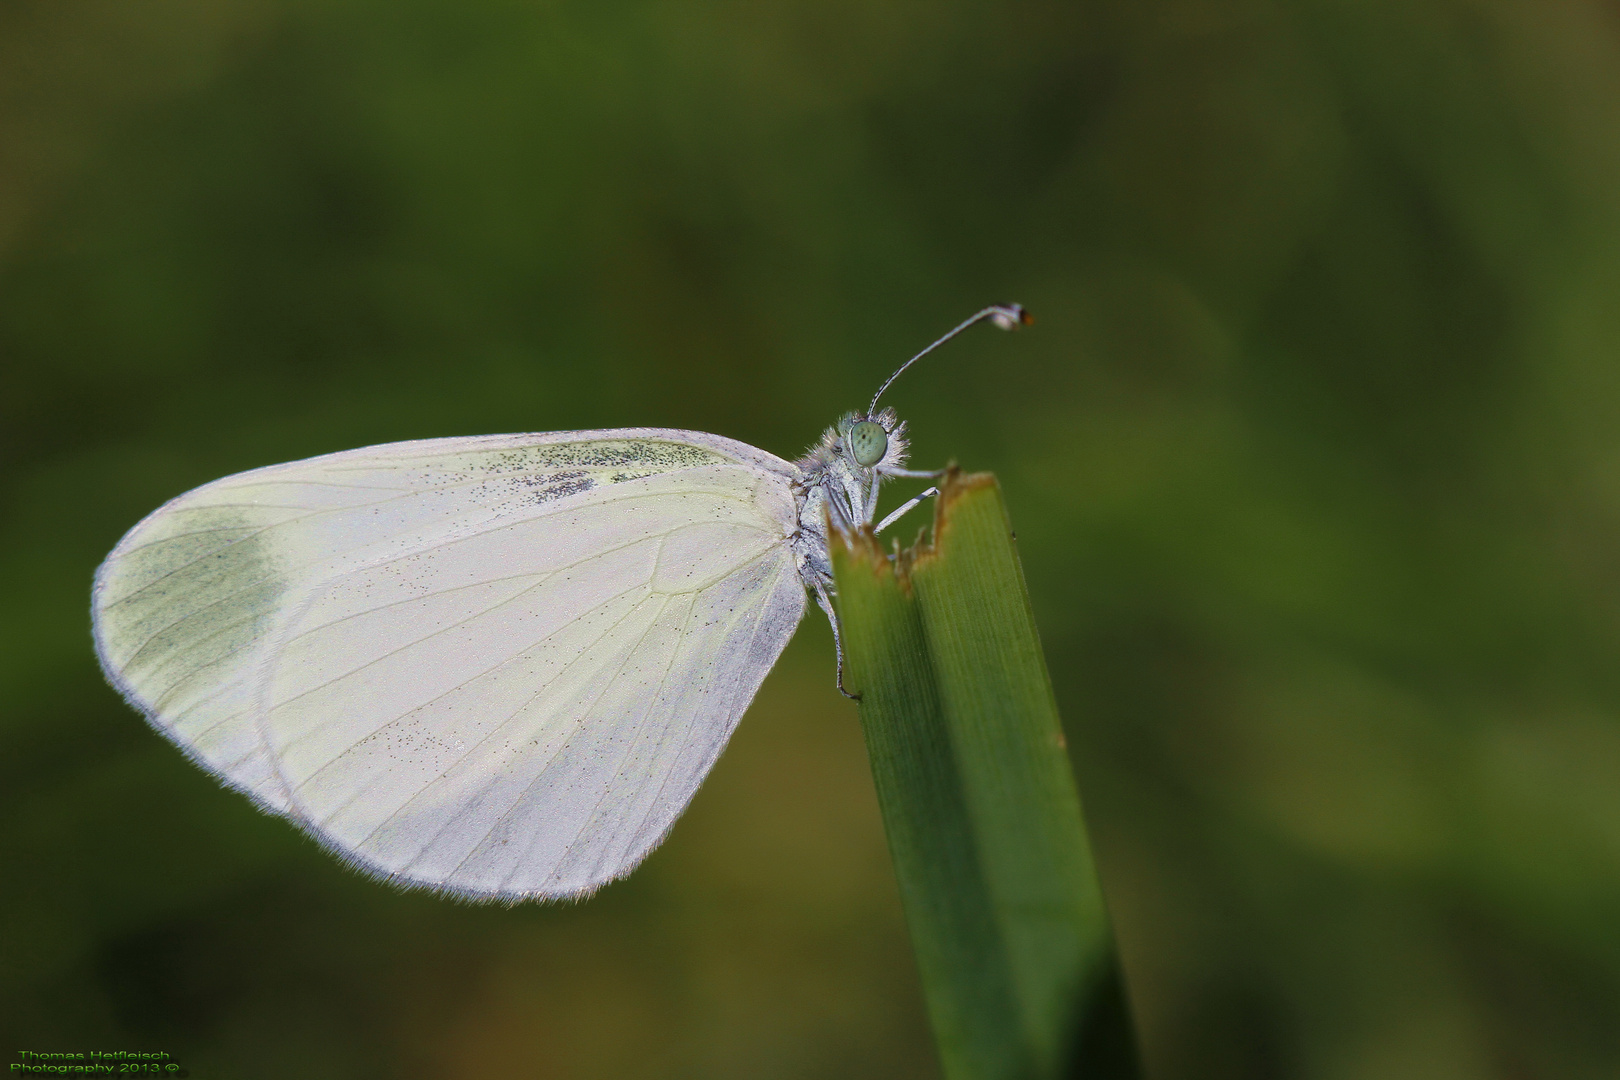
[{"x1": 257, "y1": 463, "x2": 805, "y2": 898}]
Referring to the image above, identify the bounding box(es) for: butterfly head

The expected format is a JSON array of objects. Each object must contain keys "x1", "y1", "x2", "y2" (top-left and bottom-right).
[
  {"x1": 796, "y1": 408, "x2": 909, "y2": 493},
  {"x1": 834, "y1": 408, "x2": 908, "y2": 475}
]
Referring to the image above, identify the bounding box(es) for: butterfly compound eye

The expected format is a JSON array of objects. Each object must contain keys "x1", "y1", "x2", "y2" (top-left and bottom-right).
[{"x1": 849, "y1": 420, "x2": 888, "y2": 468}]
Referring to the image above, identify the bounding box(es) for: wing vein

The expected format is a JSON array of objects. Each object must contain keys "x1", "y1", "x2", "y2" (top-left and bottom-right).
[
  {"x1": 619, "y1": 566, "x2": 783, "y2": 854},
  {"x1": 374, "y1": 592, "x2": 675, "y2": 875},
  {"x1": 123, "y1": 584, "x2": 292, "y2": 678},
  {"x1": 141, "y1": 564, "x2": 559, "y2": 715},
  {"x1": 268, "y1": 541, "x2": 678, "y2": 729},
  {"x1": 267, "y1": 566, "x2": 556, "y2": 642},
  {"x1": 306, "y1": 583, "x2": 661, "y2": 831},
  {"x1": 280, "y1": 573, "x2": 655, "y2": 764},
  {"x1": 489, "y1": 592, "x2": 692, "y2": 893},
  {"x1": 220, "y1": 480, "x2": 418, "y2": 492},
  {"x1": 103, "y1": 510, "x2": 328, "y2": 612},
  {"x1": 548, "y1": 591, "x2": 702, "y2": 886}
]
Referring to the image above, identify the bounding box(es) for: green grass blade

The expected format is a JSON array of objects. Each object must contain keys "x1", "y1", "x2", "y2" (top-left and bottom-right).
[{"x1": 833, "y1": 470, "x2": 1131, "y2": 1080}]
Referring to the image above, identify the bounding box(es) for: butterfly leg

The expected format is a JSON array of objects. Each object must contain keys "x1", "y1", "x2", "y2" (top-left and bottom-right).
[
  {"x1": 874, "y1": 486, "x2": 939, "y2": 534},
  {"x1": 813, "y1": 581, "x2": 861, "y2": 701}
]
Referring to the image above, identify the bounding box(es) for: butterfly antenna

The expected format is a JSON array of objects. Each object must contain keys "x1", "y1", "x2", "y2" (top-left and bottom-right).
[{"x1": 867, "y1": 303, "x2": 1031, "y2": 414}]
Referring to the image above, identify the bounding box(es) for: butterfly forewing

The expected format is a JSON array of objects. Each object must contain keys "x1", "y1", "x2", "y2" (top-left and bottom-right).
[{"x1": 93, "y1": 430, "x2": 807, "y2": 896}]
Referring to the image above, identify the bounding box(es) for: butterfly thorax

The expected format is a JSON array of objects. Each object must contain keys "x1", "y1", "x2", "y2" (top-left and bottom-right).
[{"x1": 788, "y1": 409, "x2": 909, "y2": 592}]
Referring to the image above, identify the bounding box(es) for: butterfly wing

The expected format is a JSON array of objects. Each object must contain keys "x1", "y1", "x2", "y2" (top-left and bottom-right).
[{"x1": 93, "y1": 430, "x2": 807, "y2": 897}]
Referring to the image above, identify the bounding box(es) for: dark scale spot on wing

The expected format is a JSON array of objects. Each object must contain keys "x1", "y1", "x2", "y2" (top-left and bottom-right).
[
  {"x1": 405, "y1": 439, "x2": 729, "y2": 518},
  {"x1": 465, "y1": 440, "x2": 720, "y2": 473},
  {"x1": 513, "y1": 470, "x2": 594, "y2": 505},
  {"x1": 100, "y1": 507, "x2": 290, "y2": 687}
]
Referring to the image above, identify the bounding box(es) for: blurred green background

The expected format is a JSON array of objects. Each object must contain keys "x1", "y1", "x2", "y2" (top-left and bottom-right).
[{"x1": 4, "y1": 0, "x2": 1620, "y2": 1076}]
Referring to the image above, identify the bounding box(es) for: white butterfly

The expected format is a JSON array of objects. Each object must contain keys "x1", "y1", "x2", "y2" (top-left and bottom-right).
[{"x1": 92, "y1": 304, "x2": 1029, "y2": 901}]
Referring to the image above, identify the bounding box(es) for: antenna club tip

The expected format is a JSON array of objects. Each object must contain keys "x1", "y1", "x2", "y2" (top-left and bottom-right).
[
  {"x1": 990, "y1": 304, "x2": 1032, "y2": 331},
  {"x1": 867, "y1": 302, "x2": 1032, "y2": 411}
]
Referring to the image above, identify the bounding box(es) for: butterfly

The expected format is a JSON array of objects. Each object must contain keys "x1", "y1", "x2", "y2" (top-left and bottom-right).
[{"x1": 92, "y1": 304, "x2": 1029, "y2": 900}]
